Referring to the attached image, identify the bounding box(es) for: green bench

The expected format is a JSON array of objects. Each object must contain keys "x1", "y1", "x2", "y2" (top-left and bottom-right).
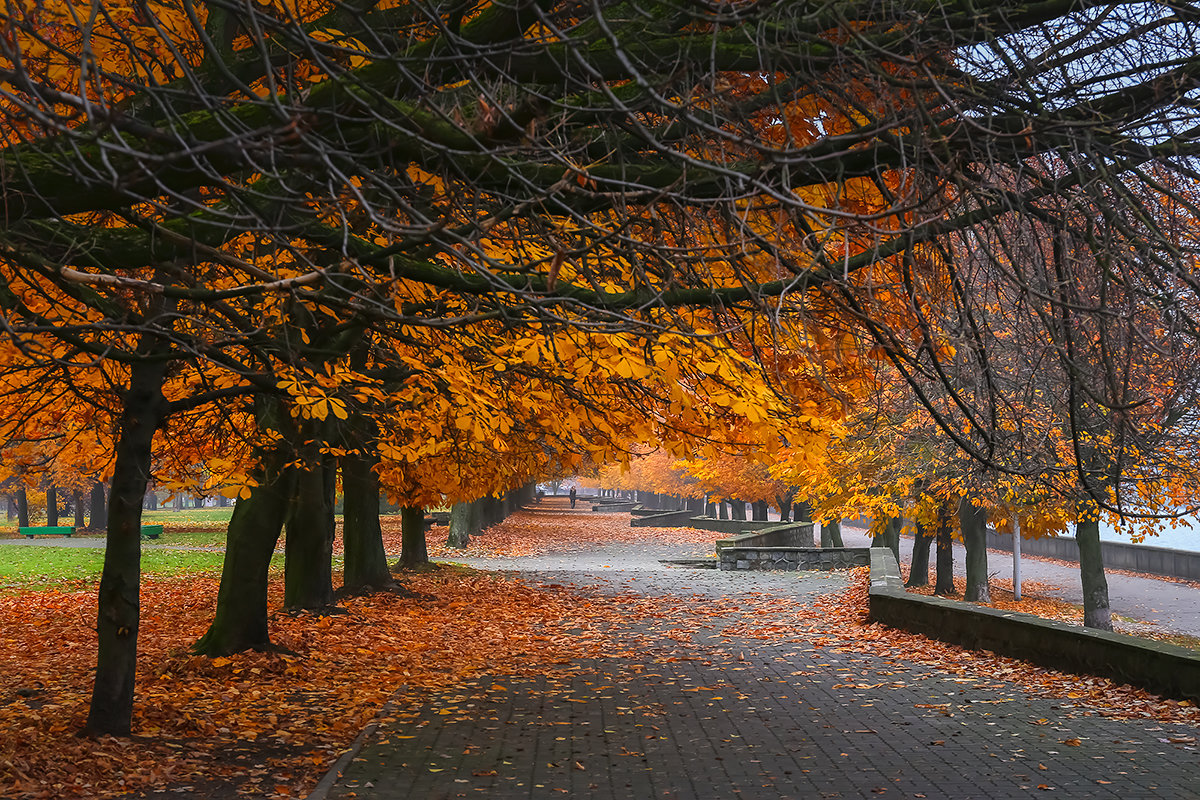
[
  {"x1": 19, "y1": 526, "x2": 75, "y2": 538},
  {"x1": 15, "y1": 525, "x2": 163, "y2": 539}
]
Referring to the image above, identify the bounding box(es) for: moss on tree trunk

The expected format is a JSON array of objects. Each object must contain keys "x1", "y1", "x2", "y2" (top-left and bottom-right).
[
  {"x1": 961, "y1": 497, "x2": 990, "y2": 603},
  {"x1": 906, "y1": 521, "x2": 933, "y2": 587},
  {"x1": 89, "y1": 482, "x2": 107, "y2": 530},
  {"x1": 341, "y1": 452, "x2": 390, "y2": 592},
  {"x1": 447, "y1": 500, "x2": 481, "y2": 548},
  {"x1": 934, "y1": 505, "x2": 956, "y2": 596},
  {"x1": 193, "y1": 447, "x2": 294, "y2": 656},
  {"x1": 284, "y1": 457, "x2": 336, "y2": 611},
  {"x1": 1076, "y1": 516, "x2": 1112, "y2": 630},
  {"x1": 396, "y1": 505, "x2": 428, "y2": 568},
  {"x1": 84, "y1": 353, "x2": 167, "y2": 736}
]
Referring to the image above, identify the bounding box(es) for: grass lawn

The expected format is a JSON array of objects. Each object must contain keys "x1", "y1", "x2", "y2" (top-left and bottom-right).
[
  {"x1": 0, "y1": 546, "x2": 244, "y2": 591},
  {"x1": 142, "y1": 506, "x2": 236, "y2": 525}
]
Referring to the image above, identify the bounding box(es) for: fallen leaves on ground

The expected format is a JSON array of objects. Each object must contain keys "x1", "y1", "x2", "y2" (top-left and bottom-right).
[
  {"x1": 3, "y1": 505, "x2": 1198, "y2": 800},
  {"x1": 767, "y1": 569, "x2": 1200, "y2": 725},
  {"x1": 418, "y1": 505, "x2": 715, "y2": 559},
  {"x1": 0, "y1": 566, "x2": 661, "y2": 799}
]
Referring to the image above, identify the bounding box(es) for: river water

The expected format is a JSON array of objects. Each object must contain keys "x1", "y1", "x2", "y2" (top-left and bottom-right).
[{"x1": 1098, "y1": 518, "x2": 1200, "y2": 553}]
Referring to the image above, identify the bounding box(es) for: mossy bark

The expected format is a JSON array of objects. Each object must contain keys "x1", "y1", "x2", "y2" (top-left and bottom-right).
[
  {"x1": 193, "y1": 442, "x2": 294, "y2": 656},
  {"x1": 16, "y1": 488, "x2": 28, "y2": 527},
  {"x1": 906, "y1": 522, "x2": 933, "y2": 587},
  {"x1": 283, "y1": 457, "x2": 336, "y2": 611},
  {"x1": 447, "y1": 500, "x2": 481, "y2": 548},
  {"x1": 934, "y1": 505, "x2": 956, "y2": 596},
  {"x1": 961, "y1": 497, "x2": 991, "y2": 603},
  {"x1": 821, "y1": 519, "x2": 844, "y2": 547},
  {"x1": 89, "y1": 482, "x2": 107, "y2": 530},
  {"x1": 46, "y1": 486, "x2": 58, "y2": 527},
  {"x1": 84, "y1": 353, "x2": 167, "y2": 736},
  {"x1": 341, "y1": 452, "x2": 390, "y2": 592},
  {"x1": 1076, "y1": 516, "x2": 1112, "y2": 630},
  {"x1": 395, "y1": 505, "x2": 428, "y2": 568}
]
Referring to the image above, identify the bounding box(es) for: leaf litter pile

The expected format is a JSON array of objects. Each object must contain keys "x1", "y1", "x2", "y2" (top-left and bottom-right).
[{"x1": 2, "y1": 506, "x2": 1198, "y2": 799}]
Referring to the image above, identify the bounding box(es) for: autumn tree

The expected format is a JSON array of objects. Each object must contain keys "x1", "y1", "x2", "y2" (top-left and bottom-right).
[{"x1": 2, "y1": 0, "x2": 1200, "y2": 733}]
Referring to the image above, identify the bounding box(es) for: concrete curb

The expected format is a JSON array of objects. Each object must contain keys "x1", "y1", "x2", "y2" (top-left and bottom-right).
[{"x1": 305, "y1": 709, "x2": 387, "y2": 800}]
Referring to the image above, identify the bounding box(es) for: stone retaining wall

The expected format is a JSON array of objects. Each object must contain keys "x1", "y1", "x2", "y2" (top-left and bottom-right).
[
  {"x1": 867, "y1": 548, "x2": 1200, "y2": 704},
  {"x1": 986, "y1": 530, "x2": 1200, "y2": 581},
  {"x1": 718, "y1": 546, "x2": 869, "y2": 571}
]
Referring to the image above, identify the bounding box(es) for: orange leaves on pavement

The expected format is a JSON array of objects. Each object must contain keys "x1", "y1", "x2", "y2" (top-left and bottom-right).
[
  {"x1": 0, "y1": 568, "x2": 653, "y2": 799},
  {"x1": 419, "y1": 507, "x2": 716, "y2": 559}
]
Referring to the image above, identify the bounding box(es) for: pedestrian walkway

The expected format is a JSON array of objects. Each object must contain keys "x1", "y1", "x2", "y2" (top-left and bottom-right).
[
  {"x1": 320, "y1": 540, "x2": 1200, "y2": 800},
  {"x1": 837, "y1": 526, "x2": 1200, "y2": 638}
]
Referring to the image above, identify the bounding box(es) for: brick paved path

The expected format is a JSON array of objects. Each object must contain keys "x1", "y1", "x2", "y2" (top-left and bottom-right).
[{"x1": 325, "y1": 541, "x2": 1200, "y2": 800}]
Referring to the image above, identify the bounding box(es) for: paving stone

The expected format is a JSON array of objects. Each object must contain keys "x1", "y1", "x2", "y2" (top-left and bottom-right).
[{"x1": 325, "y1": 541, "x2": 1200, "y2": 800}]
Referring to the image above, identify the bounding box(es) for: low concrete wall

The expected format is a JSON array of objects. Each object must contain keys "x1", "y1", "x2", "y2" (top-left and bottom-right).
[
  {"x1": 719, "y1": 546, "x2": 869, "y2": 571},
  {"x1": 592, "y1": 501, "x2": 637, "y2": 512},
  {"x1": 686, "y1": 517, "x2": 783, "y2": 535},
  {"x1": 716, "y1": 523, "x2": 815, "y2": 550},
  {"x1": 986, "y1": 530, "x2": 1200, "y2": 581},
  {"x1": 867, "y1": 548, "x2": 1200, "y2": 704},
  {"x1": 631, "y1": 509, "x2": 699, "y2": 528}
]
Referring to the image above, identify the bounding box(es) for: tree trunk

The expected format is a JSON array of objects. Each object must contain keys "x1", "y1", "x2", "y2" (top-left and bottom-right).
[
  {"x1": 731, "y1": 500, "x2": 746, "y2": 521},
  {"x1": 751, "y1": 500, "x2": 769, "y2": 521},
  {"x1": 84, "y1": 353, "x2": 168, "y2": 736},
  {"x1": 793, "y1": 501, "x2": 812, "y2": 524},
  {"x1": 173, "y1": 493, "x2": 184, "y2": 510},
  {"x1": 341, "y1": 452, "x2": 391, "y2": 592},
  {"x1": 193, "y1": 496, "x2": 204, "y2": 509},
  {"x1": 16, "y1": 488, "x2": 29, "y2": 527},
  {"x1": 872, "y1": 517, "x2": 901, "y2": 560},
  {"x1": 934, "y1": 505, "x2": 956, "y2": 596},
  {"x1": 718, "y1": 502, "x2": 728, "y2": 520},
  {"x1": 46, "y1": 486, "x2": 58, "y2": 527},
  {"x1": 1076, "y1": 515, "x2": 1113, "y2": 630},
  {"x1": 217, "y1": 494, "x2": 229, "y2": 508},
  {"x1": 447, "y1": 500, "x2": 480, "y2": 548},
  {"x1": 821, "y1": 519, "x2": 844, "y2": 547},
  {"x1": 777, "y1": 495, "x2": 790, "y2": 522},
  {"x1": 90, "y1": 482, "x2": 108, "y2": 530},
  {"x1": 961, "y1": 497, "x2": 991, "y2": 603},
  {"x1": 283, "y1": 457, "x2": 336, "y2": 611},
  {"x1": 906, "y1": 521, "x2": 934, "y2": 587},
  {"x1": 73, "y1": 490, "x2": 85, "y2": 529},
  {"x1": 395, "y1": 505, "x2": 428, "y2": 568},
  {"x1": 193, "y1": 454, "x2": 294, "y2": 656}
]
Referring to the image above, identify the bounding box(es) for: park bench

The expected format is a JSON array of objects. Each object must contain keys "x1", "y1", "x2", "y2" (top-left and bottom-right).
[
  {"x1": 15, "y1": 525, "x2": 163, "y2": 539},
  {"x1": 18, "y1": 526, "x2": 75, "y2": 538}
]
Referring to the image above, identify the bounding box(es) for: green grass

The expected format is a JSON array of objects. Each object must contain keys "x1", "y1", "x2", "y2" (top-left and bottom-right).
[
  {"x1": 0, "y1": 546, "x2": 244, "y2": 591},
  {"x1": 141, "y1": 506, "x2": 236, "y2": 526}
]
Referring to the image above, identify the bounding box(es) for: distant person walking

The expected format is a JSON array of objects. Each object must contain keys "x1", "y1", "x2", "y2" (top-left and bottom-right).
[{"x1": 569, "y1": 487, "x2": 577, "y2": 508}]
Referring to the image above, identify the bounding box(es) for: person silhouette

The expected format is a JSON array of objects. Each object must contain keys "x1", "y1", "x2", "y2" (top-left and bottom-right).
[{"x1": 569, "y1": 487, "x2": 577, "y2": 508}]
